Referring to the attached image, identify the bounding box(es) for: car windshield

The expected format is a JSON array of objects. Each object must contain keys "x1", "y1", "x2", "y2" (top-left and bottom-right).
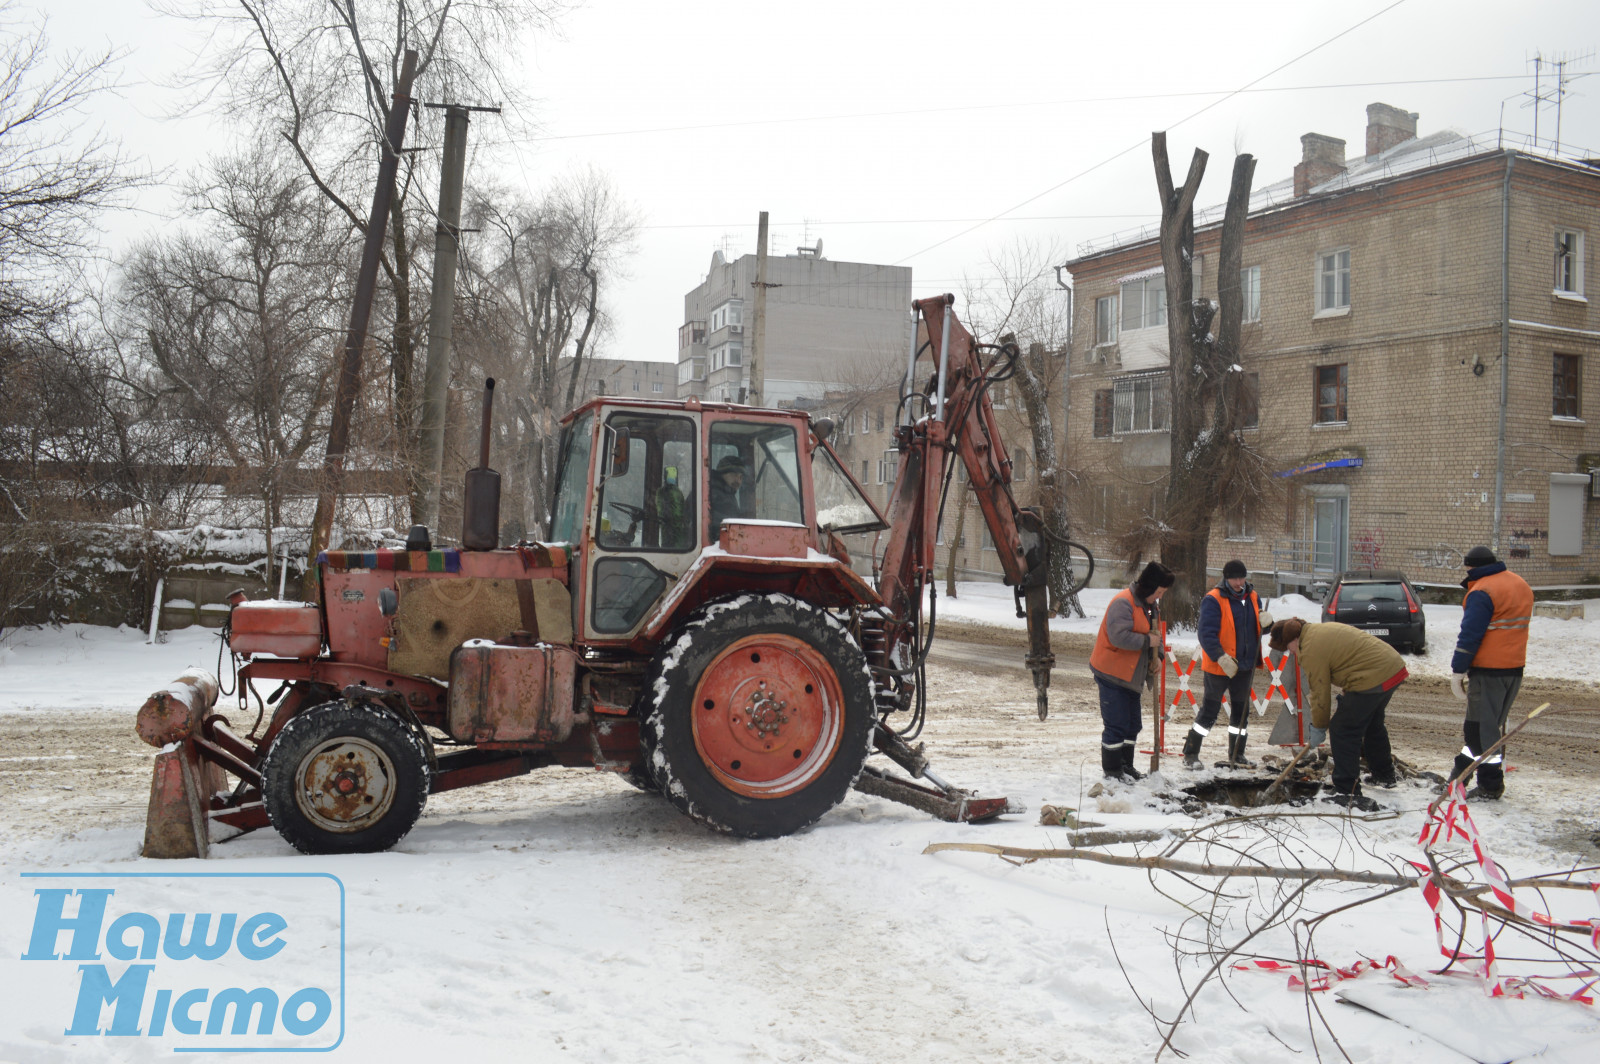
[{"x1": 1337, "y1": 583, "x2": 1404, "y2": 605}]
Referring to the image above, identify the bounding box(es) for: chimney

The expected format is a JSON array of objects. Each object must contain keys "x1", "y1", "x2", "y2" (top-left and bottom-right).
[
  {"x1": 1293, "y1": 133, "x2": 1346, "y2": 197},
  {"x1": 1365, "y1": 102, "x2": 1418, "y2": 157}
]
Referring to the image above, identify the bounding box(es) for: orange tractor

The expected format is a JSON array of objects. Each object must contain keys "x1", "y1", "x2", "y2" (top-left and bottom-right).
[{"x1": 137, "y1": 296, "x2": 1081, "y2": 856}]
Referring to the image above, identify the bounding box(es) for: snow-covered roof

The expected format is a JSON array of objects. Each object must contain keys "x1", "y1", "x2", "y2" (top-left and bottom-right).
[{"x1": 1074, "y1": 128, "x2": 1600, "y2": 261}]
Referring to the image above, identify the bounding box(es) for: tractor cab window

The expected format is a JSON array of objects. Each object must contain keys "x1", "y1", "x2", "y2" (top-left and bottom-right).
[
  {"x1": 549, "y1": 411, "x2": 594, "y2": 544},
  {"x1": 707, "y1": 420, "x2": 804, "y2": 540},
  {"x1": 595, "y1": 412, "x2": 697, "y2": 552},
  {"x1": 812, "y1": 440, "x2": 888, "y2": 535}
]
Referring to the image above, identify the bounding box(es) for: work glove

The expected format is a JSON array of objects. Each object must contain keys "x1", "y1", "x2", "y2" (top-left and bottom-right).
[
  {"x1": 1219, "y1": 653, "x2": 1238, "y2": 678},
  {"x1": 1258, "y1": 609, "x2": 1273, "y2": 629},
  {"x1": 1303, "y1": 723, "x2": 1328, "y2": 748},
  {"x1": 1450, "y1": 673, "x2": 1467, "y2": 702}
]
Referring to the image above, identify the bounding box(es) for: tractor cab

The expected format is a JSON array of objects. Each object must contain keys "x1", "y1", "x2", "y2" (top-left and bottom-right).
[{"x1": 550, "y1": 399, "x2": 887, "y2": 646}]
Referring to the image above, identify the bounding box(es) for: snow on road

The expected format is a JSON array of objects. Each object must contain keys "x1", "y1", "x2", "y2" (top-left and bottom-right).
[{"x1": 2, "y1": 608, "x2": 1598, "y2": 1062}]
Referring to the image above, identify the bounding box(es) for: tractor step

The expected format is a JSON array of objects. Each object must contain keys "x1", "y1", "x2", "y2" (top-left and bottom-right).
[{"x1": 854, "y1": 765, "x2": 1021, "y2": 823}]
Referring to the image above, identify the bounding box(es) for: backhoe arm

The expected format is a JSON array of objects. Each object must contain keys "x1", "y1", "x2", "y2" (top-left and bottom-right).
[{"x1": 877, "y1": 295, "x2": 1055, "y2": 719}]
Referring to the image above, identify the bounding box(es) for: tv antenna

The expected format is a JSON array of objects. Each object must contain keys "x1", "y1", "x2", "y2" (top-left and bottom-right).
[{"x1": 1522, "y1": 50, "x2": 1592, "y2": 155}]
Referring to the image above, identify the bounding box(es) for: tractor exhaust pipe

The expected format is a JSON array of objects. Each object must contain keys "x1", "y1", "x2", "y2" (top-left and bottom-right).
[{"x1": 461, "y1": 378, "x2": 500, "y2": 551}]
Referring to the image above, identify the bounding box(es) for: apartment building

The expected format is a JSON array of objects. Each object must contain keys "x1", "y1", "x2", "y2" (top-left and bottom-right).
[
  {"x1": 1065, "y1": 103, "x2": 1600, "y2": 591},
  {"x1": 676, "y1": 245, "x2": 913, "y2": 407}
]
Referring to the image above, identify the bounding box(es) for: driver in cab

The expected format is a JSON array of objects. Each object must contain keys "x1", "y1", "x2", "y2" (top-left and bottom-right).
[{"x1": 709, "y1": 455, "x2": 753, "y2": 538}]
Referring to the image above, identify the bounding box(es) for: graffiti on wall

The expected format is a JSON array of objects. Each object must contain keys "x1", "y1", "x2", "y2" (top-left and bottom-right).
[
  {"x1": 1411, "y1": 543, "x2": 1464, "y2": 570},
  {"x1": 1351, "y1": 528, "x2": 1384, "y2": 568},
  {"x1": 1507, "y1": 527, "x2": 1547, "y2": 561}
]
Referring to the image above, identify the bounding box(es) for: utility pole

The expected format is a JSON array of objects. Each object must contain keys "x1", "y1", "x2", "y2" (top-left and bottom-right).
[
  {"x1": 747, "y1": 211, "x2": 769, "y2": 406},
  {"x1": 305, "y1": 48, "x2": 418, "y2": 595},
  {"x1": 417, "y1": 101, "x2": 500, "y2": 533}
]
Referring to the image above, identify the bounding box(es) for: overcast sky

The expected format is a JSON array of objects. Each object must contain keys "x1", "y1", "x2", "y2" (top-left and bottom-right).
[{"x1": 48, "y1": 0, "x2": 1600, "y2": 364}]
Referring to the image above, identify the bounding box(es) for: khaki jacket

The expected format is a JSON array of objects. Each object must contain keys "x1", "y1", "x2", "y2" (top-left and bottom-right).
[{"x1": 1296, "y1": 622, "x2": 1406, "y2": 728}]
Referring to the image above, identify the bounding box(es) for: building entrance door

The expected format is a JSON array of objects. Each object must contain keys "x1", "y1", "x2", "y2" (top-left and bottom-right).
[{"x1": 1312, "y1": 495, "x2": 1347, "y2": 578}]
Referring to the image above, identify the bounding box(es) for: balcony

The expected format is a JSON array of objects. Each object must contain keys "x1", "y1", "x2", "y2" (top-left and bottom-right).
[{"x1": 678, "y1": 320, "x2": 706, "y2": 350}]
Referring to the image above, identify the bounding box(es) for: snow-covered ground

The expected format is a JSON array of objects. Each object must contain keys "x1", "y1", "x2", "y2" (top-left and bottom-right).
[
  {"x1": 2, "y1": 606, "x2": 1597, "y2": 1062},
  {"x1": 931, "y1": 582, "x2": 1600, "y2": 684}
]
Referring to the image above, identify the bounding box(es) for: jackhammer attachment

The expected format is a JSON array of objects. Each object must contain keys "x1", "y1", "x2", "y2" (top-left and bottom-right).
[{"x1": 854, "y1": 723, "x2": 1024, "y2": 823}]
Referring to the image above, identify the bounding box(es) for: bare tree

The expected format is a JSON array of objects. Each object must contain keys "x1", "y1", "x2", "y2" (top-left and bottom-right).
[
  {"x1": 119, "y1": 149, "x2": 350, "y2": 591},
  {"x1": 962, "y1": 240, "x2": 1085, "y2": 617},
  {"x1": 0, "y1": 2, "x2": 138, "y2": 330},
  {"x1": 160, "y1": 0, "x2": 567, "y2": 520},
  {"x1": 455, "y1": 170, "x2": 637, "y2": 538},
  {"x1": 1144, "y1": 134, "x2": 1263, "y2": 628}
]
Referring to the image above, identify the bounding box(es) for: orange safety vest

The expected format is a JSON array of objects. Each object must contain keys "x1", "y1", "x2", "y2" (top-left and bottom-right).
[
  {"x1": 1090, "y1": 588, "x2": 1152, "y2": 683},
  {"x1": 1200, "y1": 586, "x2": 1261, "y2": 676},
  {"x1": 1463, "y1": 568, "x2": 1533, "y2": 669}
]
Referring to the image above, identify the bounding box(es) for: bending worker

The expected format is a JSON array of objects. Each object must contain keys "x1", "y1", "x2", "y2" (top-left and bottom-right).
[
  {"x1": 1187, "y1": 560, "x2": 1273, "y2": 770},
  {"x1": 1448, "y1": 545, "x2": 1533, "y2": 799},
  {"x1": 1268, "y1": 618, "x2": 1405, "y2": 811},
  {"x1": 1090, "y1": 561, "x2": 1175, "y2": 783}
]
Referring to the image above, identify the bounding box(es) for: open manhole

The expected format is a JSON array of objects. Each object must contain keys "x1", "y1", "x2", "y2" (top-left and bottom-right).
[{"x1": 1177, "y1": 777, "x2": 1323, "y2": 808}]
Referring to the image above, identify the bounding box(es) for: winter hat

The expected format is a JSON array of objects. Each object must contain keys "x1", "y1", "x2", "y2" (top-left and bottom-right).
[
  {"x1": 1134, "y1": 561, "x2": 1176, "y2": 598},
  {"x1": 1268, "y1": 618, "x2": 1304, "y2": 652},
  {"x1": 1222, "y1": 559, "x2": 1248, "y2": 580},
  {"x1": 1463, "y1": 545, "x2": 1496, "y2": 567},
  {"x1": 715, "y1": 455, "x2": 746, "y2": 474}
]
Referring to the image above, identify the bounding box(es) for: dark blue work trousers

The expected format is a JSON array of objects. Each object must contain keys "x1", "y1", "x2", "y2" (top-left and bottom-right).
[{"x1": 1097, "y1": 678, "x2": 1144, "y2": 749}]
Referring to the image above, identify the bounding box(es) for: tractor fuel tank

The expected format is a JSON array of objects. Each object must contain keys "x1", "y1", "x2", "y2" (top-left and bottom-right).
[
  {"x1": 448, "y1": 640, "x2": 580, "y2": 744},
  {"x1": 229, "y1": 601, "x2": 323, "y2": 659}
]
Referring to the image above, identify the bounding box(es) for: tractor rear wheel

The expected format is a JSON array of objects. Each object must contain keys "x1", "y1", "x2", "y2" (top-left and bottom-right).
[
  {"x1": 644, "y1": 594, "x2": 875, "y2": 838},
  {"x1": 261, "y1": 701, "x2": 430, "y2": 855}
]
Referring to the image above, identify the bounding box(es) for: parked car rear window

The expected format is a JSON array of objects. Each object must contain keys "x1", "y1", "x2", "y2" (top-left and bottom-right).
[{"x1": 1337, "y1": 583, "x2": 1404, "y2": 606}]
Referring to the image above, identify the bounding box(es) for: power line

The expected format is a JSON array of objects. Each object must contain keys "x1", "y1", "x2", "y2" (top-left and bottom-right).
[
  {"x1": 891, "y1": 0, "x2": 1417, "y2": 269},
  {"x1": 524, "y1": 68, "x2": 1546, "y2": 144}
]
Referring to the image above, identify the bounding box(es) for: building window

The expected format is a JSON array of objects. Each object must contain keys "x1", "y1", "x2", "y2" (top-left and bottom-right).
[
  {"x1": 1013, "y1": 450, "x2": 1027, "y2": 482},
  {"x1": 1094, "y1": 295, "x2": 1118, "y2": 345},
  {"x1": 861, "y1": 411, "x2": 870, "y2": 435},
  {"x1": 861, "y1": 460, "x2": 869, "y2": 482},
  {"x1": 992, "y1": 382, "x2": 1007, "y2": 408},
  {"x1": 1088, "y1": 485, "x2": 1113, "y2": 532},
  {"x1": 677, "y1": 358, "x2": 705, "y2": 384},
  {"x1": 1112, "y1": 374, "x2": 1170, "y2": 434},
  {"x1": 876, "y1": 458, "x2": 886, "y2": 484},
  {"x1": 1120, "y1": 275, "x2": 1166, "y2": 331},
  {"x1": 1315, "y1": 364, "x2": 1348, "y2": 424},
  {"x1": 1239, "y1": 371, "x2": 1260, "y2": 430},
  {"x1": 876, "y1": 408, "x2": 885, "y2": 431},
  {"x1": 1241, "y1": 266, "x2": 1261, "y2": 323},
  {"x1": 632, "y1": 380, "x2": 639, "y2": 392},
  {"x1": 1553, "y1": 353, "x2": 1581, "y2": 418},
  {"x1": 1092, "y1": 389, "x2": 1114, "y2": 438},
  {"x1": 1556, "y1": 230, "x2": 1585, "y2": 296},
  {"x1": 652, "y1": 381, "x2": 664, "y2": 393},
  {"x1": 1316, "y1": 249, "x2": 1350, "y2": 314},
  {"x1": 884, "y1": 450, "x2": 897, "y2": 487},
  {"x1": 1225, "y1": 499, "x2": 1256, "y2": 540}
]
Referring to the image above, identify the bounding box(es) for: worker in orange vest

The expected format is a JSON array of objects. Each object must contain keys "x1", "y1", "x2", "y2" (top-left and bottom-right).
[
  {"x1": 1090, "y1": 561, "x2": 1175, "y2": 782},
  {"x1": 1185, "y1": 560, "x2": 1274, "y2": 770},
  {"x1": 1449, "y1": 546, "x2": 1533, "y2": 799}
]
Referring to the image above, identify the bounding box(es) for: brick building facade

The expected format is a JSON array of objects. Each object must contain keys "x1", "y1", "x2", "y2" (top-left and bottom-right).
[{"x1": 1063, "y1": 104, "x2": 1600, "y2": 592}]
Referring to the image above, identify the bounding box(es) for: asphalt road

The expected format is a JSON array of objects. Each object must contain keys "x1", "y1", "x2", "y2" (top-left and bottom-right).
[{"x1": 927, "y1": 631, "x2": 1600, "y2": 779}]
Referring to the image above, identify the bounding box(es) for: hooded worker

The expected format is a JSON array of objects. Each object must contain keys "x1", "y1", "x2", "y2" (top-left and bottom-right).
[
  {"x1": 1186, "y1": 560, "x2": 1273, "y2": 770},
  {"x1": 1090, "y1": 561, "x2": 1175, "y2": 783},
  {"x1": 1268, "y1": 617, "x2": 1406, "y2": 811},
  {"x1": 1448, "y1": 545, "x2": 1533, "y2": 799},
  {"x1": 708, "y1": 455, "x2": 751, "y2": 536}
]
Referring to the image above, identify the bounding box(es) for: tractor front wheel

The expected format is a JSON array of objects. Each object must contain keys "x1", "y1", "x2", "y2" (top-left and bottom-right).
[
  {"x1": 261, "y1": 701, "x2": 430, "y2": 855},
  {"x1": 645, "y1": 594, "x2": 875, "y2": 838}
]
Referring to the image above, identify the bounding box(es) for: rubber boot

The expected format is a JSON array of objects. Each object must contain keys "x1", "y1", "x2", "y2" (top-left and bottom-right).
[
  {"x1": 1448, "y1": 752, "x2": 1475, "y2": 793},
  {"x1": 1101, "y1": 746, "x2": 1124, "y2": 781},
  {"x1": 1230, "y1": 733, "x2": 1257, "y2": 769},
  {"x1": 1182, "y1": 731, "x2": 1204, "y2": 770},
  {"x1": 1473, "y1": 759, "x2": 1505, "y2": 800},
  {"x1": 1121, "y1": 743, "x2": 1144, "y2": 782}
]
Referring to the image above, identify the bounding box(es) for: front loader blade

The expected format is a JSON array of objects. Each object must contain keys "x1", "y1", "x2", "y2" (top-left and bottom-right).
[{"x1": 854, "y1": 765, "x2": 1022, "y2": 823}]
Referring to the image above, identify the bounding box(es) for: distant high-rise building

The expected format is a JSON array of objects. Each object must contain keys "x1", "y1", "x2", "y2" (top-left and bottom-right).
[{"x1": 676, "y1": 244, "x2": 913, "y2": 406}]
